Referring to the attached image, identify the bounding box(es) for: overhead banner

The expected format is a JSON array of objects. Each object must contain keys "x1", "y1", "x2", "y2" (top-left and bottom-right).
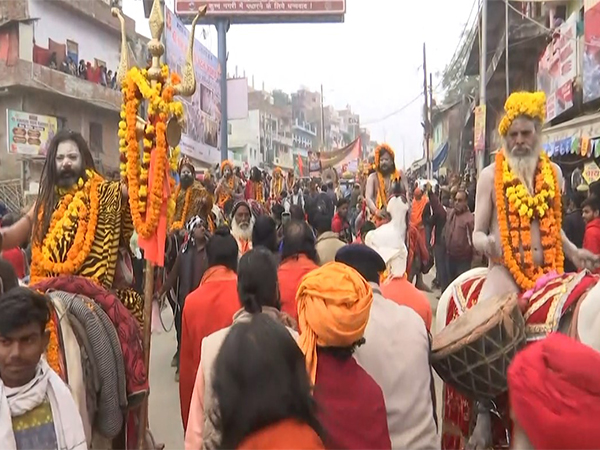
[
  {"x1": 175, "y1": 0, "x2": 345, "y2": 24},
  {"x1": 537, "y1": 13, "x2": 578, "y2": 121},
  {"x1": 164, "y1": 7, "x2": 221, "y2": 164},
  {"x1": 7, "y1": 110, "x2": 57, "y2": 156},
  {"x1": 584, "y1": 0, "x2": 600, "y2": 102},
  {"x1": 474, "y1": 105, "x2": 486, "y2": 152}
]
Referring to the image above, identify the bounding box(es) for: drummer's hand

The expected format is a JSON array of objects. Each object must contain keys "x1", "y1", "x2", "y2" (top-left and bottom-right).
[
  {"x1": 573, "y1": 248, "x2": 600, "y2": 271},
  {"x1": 466, "y1": 412, "x2": 492, "y2": 450}
]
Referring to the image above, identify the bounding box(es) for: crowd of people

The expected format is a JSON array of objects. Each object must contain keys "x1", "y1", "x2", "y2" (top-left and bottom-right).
[
  {"x1": 46, "y1": 52, "x2": 119, "y2": 89},
  {"x1": 2, "y1": 88, "x2": 600, "y2": 449}
]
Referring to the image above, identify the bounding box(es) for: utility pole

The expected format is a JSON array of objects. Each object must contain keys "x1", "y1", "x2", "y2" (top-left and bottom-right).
[
  {"x1": 217, "y1": 19, "x2": 229, "y2": 162},
  {"x1": 429, "y1": 72, "x2": 434, "y2": 178},
  {"x1": 320, "y1": 84, "x2": 325, "y2": 151},
  {"x1": 505, "y1": 0, "x2": 510, "y2": 98},
  {"x1": 477, "y1": 0, "x2": 488, "y2": 174},
  {"x1": 422, "y1": 43, "x2": 431, "y2": 179}
]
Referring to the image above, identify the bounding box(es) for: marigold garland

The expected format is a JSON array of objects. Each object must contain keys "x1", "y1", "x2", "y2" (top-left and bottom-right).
[
  {"x1": 253, "y1": 181, "x2": 264, "y2": 203},
  {"x1": 46, "y1": 313, "x2": 62, "y2": 378},
  {"x1": 170, "y1": 185, "x2": 192, "y2": 231},
  {"x1": 118, "y1": 65, "x2": 183, "y2": 239},
  {"x1": 495, "y1": 151, "x2": 563, "y2": 291},
  {"x1": 30, "y1": 170, "x2": 102, "y2": 283}
]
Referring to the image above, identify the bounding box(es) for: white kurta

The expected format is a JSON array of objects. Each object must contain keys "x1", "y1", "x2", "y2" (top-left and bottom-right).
[{"x1": 354, "y1": 284, "x2": 439, "y2": 449}]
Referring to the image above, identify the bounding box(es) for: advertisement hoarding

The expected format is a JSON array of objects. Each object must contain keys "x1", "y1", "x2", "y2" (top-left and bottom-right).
[
  {"x1": 584, "y1": 0, "x2": 600, "y2": 102},
  {"x1": 164, "y1": 6, "x2": 221, "y2": 164},
  {"x1": 537, "y1": 13, "x2": 578, "y2": 121},
  {"x1": 175, "y1": 0, "x2": 345, "y2": 23},
  {"x1": 7, "y1": 110, "x2": 58, "y2": 156}
]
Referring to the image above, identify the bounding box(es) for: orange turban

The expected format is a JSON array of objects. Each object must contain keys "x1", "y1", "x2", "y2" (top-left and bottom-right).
[
  {"x1": 508, "y1": 333, "x2": 600, "y2": 450},
  {"x1": 296, "y1": 262, "x2": 373, "y2": 384}
]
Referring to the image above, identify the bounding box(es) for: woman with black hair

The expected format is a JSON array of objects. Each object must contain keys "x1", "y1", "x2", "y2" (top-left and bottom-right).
[
  {"x1": 179, "y1": 227, "x2": 240, "y2": 431},
  {"x1": 185, "y1": 248, "x2": 300, "y2": 450},
  {"x1": 209, "y1": 315, "x2": 324, "y2": 449}
]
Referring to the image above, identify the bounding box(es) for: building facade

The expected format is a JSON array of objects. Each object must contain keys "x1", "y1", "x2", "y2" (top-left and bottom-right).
[{"x1": 0, "y1": 0, "x2": 145, "y2": 198}]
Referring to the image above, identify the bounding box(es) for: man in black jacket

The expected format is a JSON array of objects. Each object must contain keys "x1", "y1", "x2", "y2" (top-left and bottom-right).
[{"x1": 563, "y1": 191, "x2": 586, "y2": 272}]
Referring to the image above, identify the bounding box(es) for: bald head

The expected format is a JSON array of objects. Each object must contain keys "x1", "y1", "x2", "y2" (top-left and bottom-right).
[{"x1": 281, "y1": 220, "x2": 318, "y2": 264}]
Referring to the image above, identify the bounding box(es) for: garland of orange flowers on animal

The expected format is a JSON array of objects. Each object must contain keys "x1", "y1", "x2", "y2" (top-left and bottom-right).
[
  {"x1": 272, "y1": 169, "x2": 284, "y2": 198},
  {"x1": 170, "y1": 185, "x2": 192, "y2": 231},
  {"x1": 495, "y1": 151, "x2": 564, "y2": 291},
  {"x1": 30, "y1": 170, "x2": 102, "y2": 283},
  {"x1": 118, "y1": 66, "x2": 183, "y2": 239}
]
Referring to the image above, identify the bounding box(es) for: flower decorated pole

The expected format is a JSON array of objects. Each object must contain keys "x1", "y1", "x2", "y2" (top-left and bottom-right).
[{"x1": 112, "y1": 1, "x2": 206, "y2": 447}]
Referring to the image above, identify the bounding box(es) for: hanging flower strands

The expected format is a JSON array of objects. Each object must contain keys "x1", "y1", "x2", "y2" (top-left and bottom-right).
[
  {"x1": 113, "y1": 0, "x2": 204, "y2": 242},
  {"x1": 495, "y1": 91, "x2": 564, "y2": 291},
  {"x1": 30, "y1": 170, "x2": 103, "y2": 284}
]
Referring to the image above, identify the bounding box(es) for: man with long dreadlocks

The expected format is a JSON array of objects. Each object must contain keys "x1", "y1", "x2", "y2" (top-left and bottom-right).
[
  {"x1": 214, "y1": 160, "x2": 242, "y2": 210},
  {"x1": 0, "y1": 130, "x2": 144, "y2": 321},
  {"x1": 171, "y1": 156, "x2": 213, "y2": 232},
  {"x1": 365, "y1": 144, "x2": 403, "y2": 218},
  {"x1": 244, "y1": 167, "x2": 266, "y2": 205},
  {"x1": 270, "y1": 167, "x2": 285, "y2": 201}
]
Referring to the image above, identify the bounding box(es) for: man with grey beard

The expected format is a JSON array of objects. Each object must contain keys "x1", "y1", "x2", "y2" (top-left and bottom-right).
[
  {"x1": 467, "y1": 91, "x2": 600, "y2": 450},
  {"x1": 229, "y1": 201, "x2": 254, "y2": 259},
  {"x1": 472, "y1": 93, "x2": 600, "y2": 305}
]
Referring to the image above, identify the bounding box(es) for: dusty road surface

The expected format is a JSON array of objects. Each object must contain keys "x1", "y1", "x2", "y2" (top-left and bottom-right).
[{"x1": 148, "y1": 272, "x2": 443, "y2": 448}]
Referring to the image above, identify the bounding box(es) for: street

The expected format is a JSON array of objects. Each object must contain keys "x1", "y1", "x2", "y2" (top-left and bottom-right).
[{"x1": 147, "y1": 273, "x2": 441, "y2": 448}]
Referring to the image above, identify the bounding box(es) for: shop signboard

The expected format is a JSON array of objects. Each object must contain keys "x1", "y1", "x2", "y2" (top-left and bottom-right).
[
  {"x1": 474, "y1": 105, "x2": 486, "y2": 152},
  {"x1": 584, "y1": 0, "x2": 600, "y2": 102},
  {"x1": 583, "y1": 160, "x2": 600, "y2": 184},
  {"x1": 175, "y1": 0, "x2": 345, "y2": 24},
  {"x1": 537, "y1": 13, "x2": 578, "y2": 121},
  {"x1": 164, "y1": 7, "x2": 221, "y2": 164},
  {"x1": 7, "y1": 110, "x2": 58, "y2": 156}
]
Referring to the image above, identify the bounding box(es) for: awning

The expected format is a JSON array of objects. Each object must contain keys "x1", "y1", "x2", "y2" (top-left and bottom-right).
[
  {"x1": 433, "y1": 141, "x2": 449, "y2": 172},
  {"x1": 543, "y1": 112, "x2": 600, "y2": 158}
]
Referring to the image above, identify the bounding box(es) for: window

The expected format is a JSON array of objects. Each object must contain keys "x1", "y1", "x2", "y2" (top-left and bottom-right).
[
  {"x1": 89, "y1": 122, "x2": 103, "y2": 157},
  {"x1": 66, "y1": 40, "x2": 79, "y2": 65}
]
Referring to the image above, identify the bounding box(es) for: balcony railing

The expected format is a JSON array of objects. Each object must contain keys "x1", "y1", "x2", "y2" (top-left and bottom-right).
[{"x1": 292, "y1": 119, "x2": 317, "y2": 136}]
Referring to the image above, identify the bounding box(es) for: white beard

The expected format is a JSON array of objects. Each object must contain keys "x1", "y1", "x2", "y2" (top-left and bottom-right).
[
  {"x1": 231, "y1": 217, "x2": 254, "y2": 241},
  {"x1": 505, "y1": 146, "x2": 541, "y2": 194}
]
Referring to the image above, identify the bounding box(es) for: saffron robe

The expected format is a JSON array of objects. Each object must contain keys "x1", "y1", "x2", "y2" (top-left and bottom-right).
[
  {"x1": 278, "y1": 255, "x2": 318, "y2": 322},
  {"x1": 179, "y1": 265, "x2": 239, "y2": 430}
]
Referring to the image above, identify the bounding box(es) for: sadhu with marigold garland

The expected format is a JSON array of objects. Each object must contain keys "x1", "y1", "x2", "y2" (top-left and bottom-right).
[
  {"x1": 0, "y1": 130, "x2": 145, "y2": 322},
  {"x1": 215, "y1": 160, "x2": 243, "y2": 211},
  {"x1": 365, "y1": 144, "x2": 407, "y2": 217},
  {"x1": 171, "y1": 156, "x2": 214, "y2": 232},
  {"x1": 473, "y1": 91, "x2": 600, "y2": 301},
  {"x1": 436, "y1": 91, "x2": 600, "y2": 450}
]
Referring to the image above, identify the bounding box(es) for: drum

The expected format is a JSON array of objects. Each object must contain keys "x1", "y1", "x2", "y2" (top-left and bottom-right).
[{"x1": 432, "y1": 293, "x2": 526, "y2": 400}]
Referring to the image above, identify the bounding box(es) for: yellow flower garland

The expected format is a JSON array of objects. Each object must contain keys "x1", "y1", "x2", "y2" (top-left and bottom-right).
[
  {"x1": 118, "y1": 65, "x2": 184, "y2": 239},
  {"x1": 31, "y1": 170, "x2": 102, "y2": 283},
  {"x1": 495, "y1": 151, "x2": 563, "y2": 291}
]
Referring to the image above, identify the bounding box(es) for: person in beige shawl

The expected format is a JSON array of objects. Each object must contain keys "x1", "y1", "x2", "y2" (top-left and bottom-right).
[{"x1": 184, "y1": 248, "x2": 297, "y2": 450}]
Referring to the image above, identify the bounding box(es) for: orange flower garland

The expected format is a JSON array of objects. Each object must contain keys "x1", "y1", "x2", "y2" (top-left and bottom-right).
[
  {"x1": 31, "y1": 170, "x2": 102, "y2": 283},
  {"x1": 46, "y1": 315, "x2": 62, "y2": 379},
  {"x1": 253, "y1": 181, "x2": 264, "y2": 203},
  {"x1": 170, "y1": 185, "x2": 192, "y2": 231},
  {"x1": 495, "y1": 151, "x2": 563, "y2": 291}
]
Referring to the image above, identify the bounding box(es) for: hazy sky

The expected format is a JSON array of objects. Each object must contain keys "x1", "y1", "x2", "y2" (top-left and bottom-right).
[{"x1": 124, "y1": 0, "x2": 475, "y2": 169}]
